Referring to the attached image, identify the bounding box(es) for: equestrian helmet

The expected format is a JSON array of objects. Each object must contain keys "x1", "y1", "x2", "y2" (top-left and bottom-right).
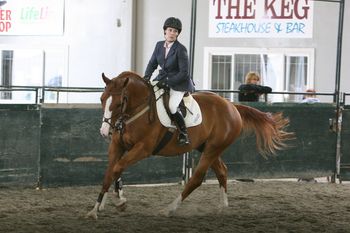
[{"x1": 163, "y1": 17, "x2": 182, "y2": 34}]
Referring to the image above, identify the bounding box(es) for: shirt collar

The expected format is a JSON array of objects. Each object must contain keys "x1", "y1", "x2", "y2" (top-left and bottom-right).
[{"x1": 164, "y1": 41, "x2": 174, "y2": 49}]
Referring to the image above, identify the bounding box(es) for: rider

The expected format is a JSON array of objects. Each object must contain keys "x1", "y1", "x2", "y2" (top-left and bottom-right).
[{"x1": 143, "y1": 17, "x2": 195, "y2": 146}]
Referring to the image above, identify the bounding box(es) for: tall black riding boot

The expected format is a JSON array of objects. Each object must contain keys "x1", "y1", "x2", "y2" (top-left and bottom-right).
[{"x1": 172, "y1": 111, "x2": 190, "y2": 146}]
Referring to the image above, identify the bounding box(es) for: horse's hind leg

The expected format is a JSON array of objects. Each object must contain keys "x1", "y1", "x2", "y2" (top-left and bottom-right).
[
  {"x1": 211, "y1": 157, "x2": 229, "y2": 208},
  {"x1": 161, "y1": 150, "x2": 222, "y2": 216}
]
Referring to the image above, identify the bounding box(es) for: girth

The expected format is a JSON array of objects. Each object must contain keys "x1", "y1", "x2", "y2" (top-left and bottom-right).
[{"x1": 152, "y1": 128, "x2": 176, "y2": 155}]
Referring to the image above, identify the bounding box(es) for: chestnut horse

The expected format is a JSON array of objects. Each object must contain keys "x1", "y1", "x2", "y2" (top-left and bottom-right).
[{"x1": 86, "y1": 71, "x2": 293, "y2": 219}]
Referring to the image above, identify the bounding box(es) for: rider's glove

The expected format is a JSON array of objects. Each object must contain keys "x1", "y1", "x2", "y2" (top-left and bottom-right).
[{"x1": 156, "y1": 78, "x2": 168, "y2": 89}]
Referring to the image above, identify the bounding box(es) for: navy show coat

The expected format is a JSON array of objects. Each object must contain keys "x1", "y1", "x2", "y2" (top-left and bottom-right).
[{"x1": 144, "y1": 40, "x2": 195, "y2": 92}]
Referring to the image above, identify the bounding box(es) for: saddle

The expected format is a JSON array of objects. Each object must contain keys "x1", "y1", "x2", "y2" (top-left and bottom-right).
[
  {"x1": 152, "y1": 82, "x2": 202, "y2": 128},
  {"x1": 162, "y1": 91, "x2": 188, "y2": 118}
]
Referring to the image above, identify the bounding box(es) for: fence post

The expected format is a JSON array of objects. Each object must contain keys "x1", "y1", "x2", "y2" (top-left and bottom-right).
[{"x1": 182, "y1": 152, "x2": 193, "y2": 184}]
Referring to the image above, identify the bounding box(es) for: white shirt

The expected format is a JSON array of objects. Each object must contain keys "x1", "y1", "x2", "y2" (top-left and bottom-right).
[
  {"x1": 301, "y1": 97, "x2": 320, "y2": 103},
  {"x1": 164, "y1": 41, "x2": 174, "y2": 58}
]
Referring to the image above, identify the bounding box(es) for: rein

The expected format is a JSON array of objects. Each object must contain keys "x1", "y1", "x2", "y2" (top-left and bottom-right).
[
  {"x1": 102, "y1": 79, "x2": 166, "y2": 149},
  {"x1": 104, "y1": 81, "x2": 158, "y2": 136},
  {"x1": 114, "y1": 101, "x2": 150, "y2": 133}
]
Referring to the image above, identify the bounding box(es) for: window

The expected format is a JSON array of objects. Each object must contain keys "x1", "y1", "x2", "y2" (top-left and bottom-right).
[
  {"x1": 0, "y1": 46, "x2": 68, "y2": 103},
  {"x1": 234, "y1": 54, "x2": 263, "y2": 88},
  {"x1": 1, "y1": 50, "x2": 13, "y2": 99},
  {"x1": 203, "y1": 47, "x2": 314, "y2": 102},
  {"x1": 211, "y1": 55, "x2": 231, "y2": 99},
  {"x1": 285, "y1": 56, "x2": 308, "y2": 102}
]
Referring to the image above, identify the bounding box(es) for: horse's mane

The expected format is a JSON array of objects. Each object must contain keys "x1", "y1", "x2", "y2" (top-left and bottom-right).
[
  {"x1": 112, "y1": 71, "x2": 152, "y2": 91},
  {"x1": 111, "y1": 71, "x2": 155, "y2": 122},
  {"x1": 115, "y1": 71, "x2": 141, "y2": 80}
]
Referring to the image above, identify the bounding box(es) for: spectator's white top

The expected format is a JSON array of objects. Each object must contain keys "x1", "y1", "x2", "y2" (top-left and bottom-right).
[{"x1": 301, "y1": 98, "x2": 320, "y2": 103}]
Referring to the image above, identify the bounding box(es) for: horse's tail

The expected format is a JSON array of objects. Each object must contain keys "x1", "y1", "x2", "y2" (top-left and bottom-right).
[{"x1": 234, "y1": 103, "x2": 294, "y2": 157}]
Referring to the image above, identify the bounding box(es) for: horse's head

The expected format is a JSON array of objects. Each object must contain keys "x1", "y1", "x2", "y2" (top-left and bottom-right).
[{"x1": 99, "y1": 72, "x2": 150, "y2": 138}]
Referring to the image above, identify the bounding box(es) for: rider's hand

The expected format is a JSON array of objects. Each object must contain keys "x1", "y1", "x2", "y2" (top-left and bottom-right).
[
  {"x1": 143, "y1": 75, "x2": 151, "y2": 82},
  {"x1": 156, "y1": 78, "x2": 168, "y2": 89}
]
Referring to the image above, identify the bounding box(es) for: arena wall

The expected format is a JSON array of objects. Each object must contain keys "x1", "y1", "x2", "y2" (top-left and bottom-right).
[{"x1": 1, "y1": 102, "x2": 344, "y2": 187}]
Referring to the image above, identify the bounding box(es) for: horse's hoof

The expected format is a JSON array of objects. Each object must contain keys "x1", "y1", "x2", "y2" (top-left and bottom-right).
[
  {"x1": 116, "y1": 202, "x2": 127, "y2": 212},
  {"x1": 159, "y1": 208, "x2": 174, "y2": 217},
  {"x1": 217, "y1": 204, "x2": 229, "y2": 213},
  {"x1": 160, "y1": 195, "x2": 181, "y2": 217},
  {"x1": 98, "y1": 206, "x2": 104, "y2": 212},
  {"x1": 114, "y1": 197, "x2": 127, "y2": 211},
  {"x1": 85, "y1": 210, "x2": 98, "y2": 220}
]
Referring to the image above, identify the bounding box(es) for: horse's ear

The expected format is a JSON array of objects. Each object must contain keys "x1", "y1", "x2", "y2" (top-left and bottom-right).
[
  {"x1": 123, "y1": 77, "x2": 130, "y2": 88},
  {"x1": 102, "y1": 73, "x2": 111, "y2": 85}
]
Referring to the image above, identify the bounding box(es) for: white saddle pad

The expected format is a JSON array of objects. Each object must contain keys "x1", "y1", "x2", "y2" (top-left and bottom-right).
[{"x1": 152, "y1": 81, "x2": 202, "y2": 128}]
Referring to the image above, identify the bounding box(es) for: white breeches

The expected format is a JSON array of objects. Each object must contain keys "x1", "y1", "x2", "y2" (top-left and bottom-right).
[{"x1": 169, "y1": 89, "x2": 185, "y2": 114}]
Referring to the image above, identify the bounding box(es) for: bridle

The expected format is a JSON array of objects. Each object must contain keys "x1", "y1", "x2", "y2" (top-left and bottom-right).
[
  {"x1": 101, "y1": 90, "x2": 123, "y2": 131},
  {"x1": 102, "y1": 80, "x2": 156, "y2": 140}
]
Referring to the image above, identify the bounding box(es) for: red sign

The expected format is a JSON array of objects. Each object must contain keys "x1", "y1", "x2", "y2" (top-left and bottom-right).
[{"x1": 0, "y1": 0, "x2": 64, "y2": 35}]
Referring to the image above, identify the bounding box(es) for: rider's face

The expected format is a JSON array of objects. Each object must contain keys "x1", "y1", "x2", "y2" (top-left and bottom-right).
[{"x1": 164, "y1": 27, "x2": 179, "y2": 42}]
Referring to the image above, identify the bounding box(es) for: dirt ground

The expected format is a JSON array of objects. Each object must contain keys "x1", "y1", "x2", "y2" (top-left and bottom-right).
[{"x1": 1, "y1": 180, "x2": 350, "y2": 233}]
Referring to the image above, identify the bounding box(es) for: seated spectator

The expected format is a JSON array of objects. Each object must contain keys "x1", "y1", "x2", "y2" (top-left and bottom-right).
[
  {"x1": 238, "y1": 72, "x2": 272, "y2": 102},
  {"x1": 301, "y1": 89, "x2": 320, "y2": 103}
]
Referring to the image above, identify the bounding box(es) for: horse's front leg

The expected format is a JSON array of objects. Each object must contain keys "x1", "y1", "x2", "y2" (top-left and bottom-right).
[
  {"x1": 87, "y1": 142, "x2": 149, "y2": 219},
  {"x1": 99, "y1": 177, "x2": 127, "y2": 212},
  {"x1": 86, "y1": 140, "x2": 124, "y2": 219},
  {"x1": 111, "y1": 177, "x2": 127, "y2": 211}
]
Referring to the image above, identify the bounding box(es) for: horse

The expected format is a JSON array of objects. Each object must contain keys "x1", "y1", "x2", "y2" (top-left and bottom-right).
[{"x1": 86, "y1": 71, "x2": 293, "y2": 219}]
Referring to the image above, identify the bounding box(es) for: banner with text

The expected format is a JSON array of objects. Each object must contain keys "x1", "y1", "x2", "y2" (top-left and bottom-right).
[
  {"x1": 0, "y1": 0, "x2": 64, "y2": 35},
  {"x1": 209, "y1": 0, "x2": 314, "y2": 38}
]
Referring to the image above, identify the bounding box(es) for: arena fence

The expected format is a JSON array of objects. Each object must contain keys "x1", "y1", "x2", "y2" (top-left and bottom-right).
[
  {"x1": 192, "y1": 102, "x2": 337, "y2": 180},
  {"x1": 340, "y1": 105, "x2": 350, "y2": 180},
  {"x1": 1, "y1": 87, "x2": 350, "y2": 187}
]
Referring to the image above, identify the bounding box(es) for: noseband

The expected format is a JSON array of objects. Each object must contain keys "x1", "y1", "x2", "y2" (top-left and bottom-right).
[
  {"x1": 102, "y1": 90, "x2": 124, "y2": 133},
  {"x1": 102, "y1": 84, "x2": 153, "y2": 139}
]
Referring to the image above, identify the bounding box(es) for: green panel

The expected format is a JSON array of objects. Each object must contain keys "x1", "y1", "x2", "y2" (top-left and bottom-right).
[
  {"x1": 0, "y1": 104, "x2": 40, "y2": 187},
  {"x1": 340, "y1": 107, "x2": 350, "y2": 180},
  {"x1": 39, "y1": 106, "x2": 108, "y2": 187},
  {"x1": 39, "y1": 105, "x2": 182, "y2": 187},
  {"x1": 0, "y1": 103, "x2": 339, "y2": 186},
  {"x1": 123, "y1": 156, "x2": 183, "y2": 184},
  {"x1": 194, "y1": 103, "x2": 337, "y2": 179}
]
